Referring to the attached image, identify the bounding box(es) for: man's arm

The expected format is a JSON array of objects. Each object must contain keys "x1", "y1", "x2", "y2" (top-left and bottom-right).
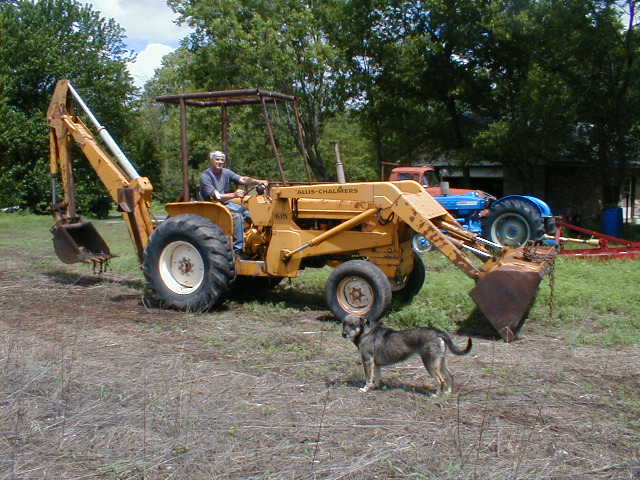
[
  {"x1": 225, "y1": 169, "x2": 268, "y2": 198},
  {"x1": 238, "y1": 175, "x2": 269, "y2": 187}
]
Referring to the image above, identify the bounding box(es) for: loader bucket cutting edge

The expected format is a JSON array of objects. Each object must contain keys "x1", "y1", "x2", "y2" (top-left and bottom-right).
[
  {"x1": 52, "y1": 221, "x2": 114, "y2": 264},
  {"x1": 469, "y1": 247, "x2": 555, "y2": 342}
]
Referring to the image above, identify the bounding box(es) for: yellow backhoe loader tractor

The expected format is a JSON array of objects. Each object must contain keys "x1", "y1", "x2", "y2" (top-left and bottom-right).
[{"x1": 47, "y1": 80, "x2": 555, "y2": 341}]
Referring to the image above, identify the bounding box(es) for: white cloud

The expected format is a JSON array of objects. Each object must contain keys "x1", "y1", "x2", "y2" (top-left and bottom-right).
[
  {"x1": 127, "y1": 43, "x2": 175, "y2": 88},
  {"x1": 87, "y1": 0, "x2": 191, "y2": 48},
  {"x1": 84, "y1": 0, "x2": 193, "y2": 88}
]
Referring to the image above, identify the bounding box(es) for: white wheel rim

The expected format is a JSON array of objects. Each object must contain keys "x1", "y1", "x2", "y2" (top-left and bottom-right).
[
  {"x1": 491, "y1": 213, "x2": 530, "y2": 247},
  {"x1": 336, "y1": 275, "x2": 375, "y2": 315},
  {"x1": 158, "y1": 241, "x2": 205, "y2": 295}
]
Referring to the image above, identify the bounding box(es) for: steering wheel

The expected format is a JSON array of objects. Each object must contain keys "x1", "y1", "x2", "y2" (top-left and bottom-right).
[{"x1": 242, "y1": 182, "x2": 268, "y2": 197}]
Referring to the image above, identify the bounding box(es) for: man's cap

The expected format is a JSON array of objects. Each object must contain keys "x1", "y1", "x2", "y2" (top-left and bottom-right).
[{"x1": 210, "y1": 150, "x2": 226, "y2": 160}]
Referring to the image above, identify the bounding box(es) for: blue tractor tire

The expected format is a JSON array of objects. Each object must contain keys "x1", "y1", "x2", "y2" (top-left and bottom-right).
[{"x1": 483, "y1": 198, "x2": 545, "y2": 247}]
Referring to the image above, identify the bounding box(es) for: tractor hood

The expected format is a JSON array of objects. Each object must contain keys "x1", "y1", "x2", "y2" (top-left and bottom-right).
[{"x1": 429, "y1": 189, "x2": 492, "y2": 212}]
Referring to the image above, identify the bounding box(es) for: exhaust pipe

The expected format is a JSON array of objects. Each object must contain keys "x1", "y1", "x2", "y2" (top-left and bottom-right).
[{"x1": 331, "y1": 141, "x2": 346, "y2": 184}]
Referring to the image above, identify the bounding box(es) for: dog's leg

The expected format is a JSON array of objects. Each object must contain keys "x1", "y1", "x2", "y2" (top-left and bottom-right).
[
  {"x1": 439, "y1": 357, "x2": 454, "y2": 394},
  {"x1": 360, "y1": 359, "x2": 377, "y2": 392},
  {"x1": 372, "y1": 364, "x2": 381, "y2": 389},
  {"x1": 434, "y1": 337, "x2": 452, "y2": 394},
  {"x1": 421, "y1": 354, "x2": 442, "y2": 396},
  {"x1": 429, "y1": 354, "x2": 454, "y2": 395},
  {"x1": 360, "y1": 359, "x2": 371, "y2": 392}
]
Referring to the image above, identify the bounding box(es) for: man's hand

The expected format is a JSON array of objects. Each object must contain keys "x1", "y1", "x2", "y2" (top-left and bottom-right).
[{"x1": 210, "y1": 189, "x2": 223, "y2": 202}]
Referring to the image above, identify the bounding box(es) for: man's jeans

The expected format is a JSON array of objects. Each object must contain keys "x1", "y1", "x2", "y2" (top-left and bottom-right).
[{"x1": 225, "y1": 201, "x2": 249, "y2": 253}]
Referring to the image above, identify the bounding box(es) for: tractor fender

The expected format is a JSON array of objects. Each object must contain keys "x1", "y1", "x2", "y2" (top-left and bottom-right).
[{"x1": 492, "y1": 195, "x2": 553, "y2": 217}]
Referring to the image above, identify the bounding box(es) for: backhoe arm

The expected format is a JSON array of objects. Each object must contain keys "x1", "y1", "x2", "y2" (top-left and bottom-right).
[{"x1": 47, "y1": 79, "x2": 154, "y2": 263}]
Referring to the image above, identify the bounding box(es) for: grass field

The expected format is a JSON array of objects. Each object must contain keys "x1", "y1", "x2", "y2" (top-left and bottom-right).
[
  {"x1": 1, "y1": 212, "x2": 639, "y2": 346},
  {"x1": 1, "y1": 212, "x2": 639, "y2": 479}
]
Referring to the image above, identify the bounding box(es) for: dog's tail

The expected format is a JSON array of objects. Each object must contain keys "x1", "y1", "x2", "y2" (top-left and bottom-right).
[{"x1": 439, "y1": 333, "x2": 472, "y2": 356}]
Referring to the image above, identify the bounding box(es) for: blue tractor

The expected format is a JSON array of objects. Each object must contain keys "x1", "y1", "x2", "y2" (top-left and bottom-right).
[{"x1": 388, "y1": 165, "x2": 556, "y2": 251}]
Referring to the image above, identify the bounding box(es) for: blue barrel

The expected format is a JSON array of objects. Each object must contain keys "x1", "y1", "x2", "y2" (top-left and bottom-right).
[{"x1": 601, "y1": 207, "x2": 623, "y2": 238}]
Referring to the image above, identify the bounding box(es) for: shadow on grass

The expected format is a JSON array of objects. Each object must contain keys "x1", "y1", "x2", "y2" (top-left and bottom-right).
[
  {"x1": 327, "y1": 378, "x2": 437, "y2": 396},
  {"x1": 456, "y1": 307, "x2": 502, "y2": 341},
  {"x1": 45, "y1": 269, "x2": 144, "y2": 290},
  {"x1": 231, "y1": 284, "x2": 329, "y2": 313}
]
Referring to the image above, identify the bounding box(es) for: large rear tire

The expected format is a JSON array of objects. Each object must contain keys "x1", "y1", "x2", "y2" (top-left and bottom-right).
[
  {"x1": 483, "y1": 199, "x2": 544, "y2": 247},
  {"x1": 393, "y1": 252, "x2": 426, "y2": 303},
  {"x1": 143, "y1": 214, "x2": 235, "y2": 311},
  {"x1": 325, "y1": 260, "x2": 392, "y2": 321}
]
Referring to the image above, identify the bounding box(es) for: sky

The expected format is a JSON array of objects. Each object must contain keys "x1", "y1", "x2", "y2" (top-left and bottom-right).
[{"x1": 83, "y1": 0, "x2": 193, "y2": 88}]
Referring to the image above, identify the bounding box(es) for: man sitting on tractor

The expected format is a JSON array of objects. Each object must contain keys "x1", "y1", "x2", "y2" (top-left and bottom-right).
[{"x1": 199, "y1": 150, "x2": 268, "y2": 254}]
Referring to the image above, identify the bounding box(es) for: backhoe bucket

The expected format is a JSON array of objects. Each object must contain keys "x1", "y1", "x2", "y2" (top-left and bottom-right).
[
  {"x1": 52, "y1": 221, "x2": 114, "y2": 264},
  {"x1": 470, "y1": 246, "x2": 555, "y2": 342}
]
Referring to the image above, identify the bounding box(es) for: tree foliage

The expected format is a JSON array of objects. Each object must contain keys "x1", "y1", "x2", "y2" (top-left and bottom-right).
[
  {"x1": 168, "y1": 0, "x2": 351, "y2": 180},
  {"x1": 329, "y1": 0, "x2": 496, "y2": 163},
  {"x1": 3, "y1": 0, "x2": 636, "y2": 215},
  {"x1": 0, "y1": 0, "x2": 136, "y2": 215},
  {"x1": 331, "y1": 0, "x2": 639, "y2": 201},
  {"x1": 473, "y1": 0, "x2": 640, "y2": 203}
]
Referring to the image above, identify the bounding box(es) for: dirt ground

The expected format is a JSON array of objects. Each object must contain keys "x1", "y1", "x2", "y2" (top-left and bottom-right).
[{"x1": 1, "y1": 247, "x2": 639, "y2": 480}]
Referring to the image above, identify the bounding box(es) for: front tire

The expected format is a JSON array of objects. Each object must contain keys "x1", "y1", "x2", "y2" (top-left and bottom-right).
[
  {"x1": 325, "y1": 260, "x2": 392, "y2": 321},
  {"x1": 483, "y1": 199, "x2": 544, "y2": 247},
  {"x1": 143, "y1": 214, "x2": 235, "y2": 311}
]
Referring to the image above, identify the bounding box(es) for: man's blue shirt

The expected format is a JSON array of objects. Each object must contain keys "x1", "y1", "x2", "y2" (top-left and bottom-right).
[{"x1": 200, "y1": 168, "x2": 242, "y2": 201}]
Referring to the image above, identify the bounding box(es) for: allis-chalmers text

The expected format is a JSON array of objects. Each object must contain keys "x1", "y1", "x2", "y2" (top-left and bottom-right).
[{"x1": 295, "y1": 186, "x2": 359, "y2": 195}]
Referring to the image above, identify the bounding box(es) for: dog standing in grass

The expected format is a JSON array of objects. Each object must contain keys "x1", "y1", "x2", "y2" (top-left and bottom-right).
[{"x1": 341, "y1": 314, "x2": 472, "y2": 394}]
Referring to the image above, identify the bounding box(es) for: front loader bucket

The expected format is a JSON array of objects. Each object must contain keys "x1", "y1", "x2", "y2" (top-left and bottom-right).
[
  {"x1": 52, "y1": 221, "x2": 114, "y2": 264},
  {"x1": 470, "y1": 246, "x2": 555, "y2": 342}
]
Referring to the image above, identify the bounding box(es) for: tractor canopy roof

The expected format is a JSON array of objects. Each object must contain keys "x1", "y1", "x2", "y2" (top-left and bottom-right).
[{"x1": 156, "y1": 88, "x2": 295, "y2": 108}]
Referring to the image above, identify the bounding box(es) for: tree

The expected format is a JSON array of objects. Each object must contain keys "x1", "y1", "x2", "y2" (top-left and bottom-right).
[
  {"x1": 532, "y1": 0, "x2": 640, "y2": 206},
  {"x1": 470, "y1": 0, "x2": 577, "y2": 185},
  {"x1": 475, "y1": 0, "x2": 640, "y2": 204},
  {"x1": 137, "y1": 48, "x2": 202, "y2": 201},
  {"x1": 333, "y1": 0, "x2": 640, "y2": 207},
  {"x1": 169, "y1": 0, "x2": 349, "y2": 181},
  {"x1": 331, "y1": 0, "x2": 495, "y2": 169},
  {"x1": 0, "y1": 0, "x2": 137, "y2": 215}
]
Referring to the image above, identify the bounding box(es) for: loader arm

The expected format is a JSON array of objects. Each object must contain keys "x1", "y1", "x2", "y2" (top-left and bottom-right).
[
  {"x1": 47, "y1": 79, "x2": 154, "y2": 263},
  {"x1": 273, "y1": 180, "x2": 555, "y2": 341},
  {"x1": 373, "y1": 181, "x2": 556, "y2": 340},
  {"x1": 275, "y1": 180, "x2": 490, "y2": 279}
]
